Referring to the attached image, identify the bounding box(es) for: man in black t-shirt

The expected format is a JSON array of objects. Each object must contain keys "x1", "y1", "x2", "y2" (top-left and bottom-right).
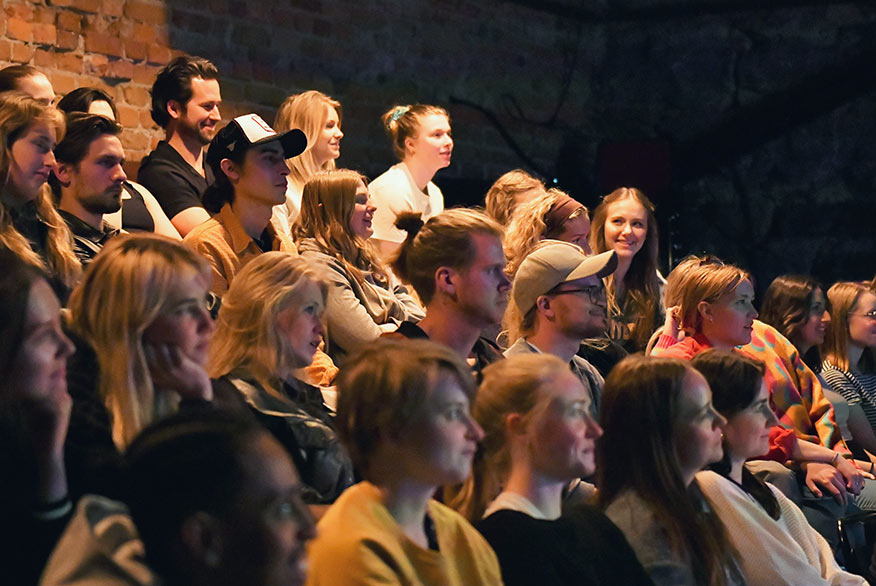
[{"x1": 137, "y1": 55, "x2": 221, "y2": 237}]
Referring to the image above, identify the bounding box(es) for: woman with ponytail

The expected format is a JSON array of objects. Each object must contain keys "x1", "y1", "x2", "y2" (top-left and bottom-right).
[
  {"x1": 368, "y1": 103, "x2": 453, "y2": 259},
  {"x1": 0, "y1": 91, "x2": 80, "y2": 300},
  {"x1": 454, "y1": 353, "x2": 652, "y2": 586}
]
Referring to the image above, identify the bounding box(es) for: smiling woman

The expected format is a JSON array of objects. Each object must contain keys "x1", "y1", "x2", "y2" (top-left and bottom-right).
[{"x1": 296, "y1": 168, "x2": 424, "y2": 364}]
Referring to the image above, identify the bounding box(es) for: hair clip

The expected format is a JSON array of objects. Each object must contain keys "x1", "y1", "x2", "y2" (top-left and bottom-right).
[{"x1": 390, "y1": 106, "x2": 410, "y2": 122}]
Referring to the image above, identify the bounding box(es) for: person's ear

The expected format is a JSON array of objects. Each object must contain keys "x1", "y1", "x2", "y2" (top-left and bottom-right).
[
  {"x1": 697, "y1": 300, "x2": 713, "y2": 323},
  {"x1": 53, "y1": 162, "x2": 73, "y2": 188},
  {"x1": 179, "y1": 512, "x2": 224, "y2": 569},
  {"x1": 435, "y1": 266, "x2": 456, "y2": 296},
  {"x1": 167, "y1": 99, "x2": 183, "y2": 121},
  {"x1": 536, "y1": 295, "x2": 553, "y2": 317},
  {"x1": 505, "y1": 412, "x2": 527, "y2": 437},
  {"x1": 219, "y1": 158, "x2": 239, "y2": 183}
]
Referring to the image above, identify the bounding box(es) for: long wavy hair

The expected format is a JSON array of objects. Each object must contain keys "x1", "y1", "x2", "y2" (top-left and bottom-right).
[
  {"x1": 589, "y1": 187, "x2": 659, "y2": 350},
  {"x1": 68, "y1": 235, "x2": 211, "y2": 449},
  {"x1": 823, "y1": 281, "x2": 876, "y2": 373},
  {"x1": 598, "y1": 355, "x2": 739, "y2": 586},
  {"x1": 0, "y1": 92, "x2": 80, "y2": 290},
  {"x1": 274, "y1": 90, "x2": 342, "y2": 193},
  {"x1": 295, "y1": 168, "x2": 387, "y2": 289},
  {"x1": 451, "y1": 353, "x2": 569, "y2": 522},
  {"x1": 503, "y1": 188, "x2": 588, "y2": 278},
  {"x1": 208, "y1": 252, "x2": 328, "y2": 399}
]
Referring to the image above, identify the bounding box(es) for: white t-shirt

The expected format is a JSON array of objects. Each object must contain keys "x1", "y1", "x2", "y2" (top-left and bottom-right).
[
  {"x1": 270, "y1": 178, "x2": 303, "y2": 239},
  {"x1": 368, "y1": 162, "x2": 444, "y2": 243}
]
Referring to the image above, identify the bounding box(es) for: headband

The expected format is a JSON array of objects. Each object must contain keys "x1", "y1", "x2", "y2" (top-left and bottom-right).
[{"x1": 544, "y1": 194, "x2": 584, "y2": 237}]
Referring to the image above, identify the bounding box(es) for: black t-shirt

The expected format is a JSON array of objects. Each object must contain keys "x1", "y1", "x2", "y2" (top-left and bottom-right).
[
  {"x1": 137, "y1": 141, "x2": 213, "y2": 220},
  {"x1": 120, "y1": 182, "x2": 155, "y2": 233},
  {"x1": 476, "y1": 507, "x2": 655, "y2": 586},
  {"x1": 391, "y1": 321, "x2": 503, "y2": 382}
]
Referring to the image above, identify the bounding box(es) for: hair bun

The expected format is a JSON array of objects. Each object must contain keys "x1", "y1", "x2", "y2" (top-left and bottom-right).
[{"x1": 394, "y1": 211, "x2": 425, "y2": 235}]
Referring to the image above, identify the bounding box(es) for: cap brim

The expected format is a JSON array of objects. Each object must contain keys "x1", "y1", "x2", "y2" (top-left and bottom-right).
[
  {"x1": 252, "y1": 128, "x2": 307, "y2": 159},
  {"x1": 566, "y1": 249, "x2": 618, "y2": 281}
]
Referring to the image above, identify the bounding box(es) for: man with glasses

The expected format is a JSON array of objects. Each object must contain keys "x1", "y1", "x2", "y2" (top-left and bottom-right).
[{"x1": 505, "y1": 240, "x2": 617, "y2": 418}]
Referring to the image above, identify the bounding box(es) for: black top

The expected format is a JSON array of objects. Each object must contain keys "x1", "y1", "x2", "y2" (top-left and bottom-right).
[
  {"x1": 120, "y1": 182, "x2": 154, "y2": 233},
  {"x1": 391, "y1": 321, "x2": 504, "y2": 382},
  {"x1": 58, "y1": 209, "x2": 120, "y2": 265},
  {"x1": 137, "y1": 141, "x2": 213, "y2": 220},
  {"x1": 8, "y1": 200, "x2": 70, "y2": 302},
  {"x1": 476, "y1": 507, "x2": 655, "y2": 586}
]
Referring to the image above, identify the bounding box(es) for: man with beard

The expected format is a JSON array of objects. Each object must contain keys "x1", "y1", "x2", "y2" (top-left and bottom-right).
[
  {"x1": 138, "y1": 55, "x2": 221, "y2": 236},
  {"x1": 51, "y1": 113, "x2": 125, "y2": 264},
  {"x1": 504, "y1": 241, "x2": 618, "y2": 419}
]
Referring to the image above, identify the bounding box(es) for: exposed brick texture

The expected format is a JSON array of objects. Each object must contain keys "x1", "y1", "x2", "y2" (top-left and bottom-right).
[{"x1": 2, "y1": 0, "x2": 876, "y2": 285}]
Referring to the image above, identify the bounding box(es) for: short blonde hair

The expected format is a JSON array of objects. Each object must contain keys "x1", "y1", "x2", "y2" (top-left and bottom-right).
[
  {"x1": 451, "y1": 353, "x2": 569, "y2": 521},
  {"x1": 274, "y1": 90, "x2": 342, "y2": 191},
  {"x1": 208, "y1": 252, "x2": 328, "y2": 396},
  {"x1": 484, "y1": 169, "x2": 545, "y2": 226},
  {"x1": 335, "y1": 339, "x2": 475, "y2": 480},
  {"x1": 667, "y1": 255, "x2": 750, "y2": 335},
  {"x1": 381, "y1": 104, "x2": 449, "y2": 161},
  {"x1": 68, "y1": 235, "x2": 210, "y2": 449}
]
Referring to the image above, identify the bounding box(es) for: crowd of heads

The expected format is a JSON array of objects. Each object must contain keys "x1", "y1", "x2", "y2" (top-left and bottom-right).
[{"x1": 1, "y1": 54, "x2": 874, "y2": 586}]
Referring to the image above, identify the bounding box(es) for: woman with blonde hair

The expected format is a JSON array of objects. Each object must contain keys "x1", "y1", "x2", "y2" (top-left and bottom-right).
[
  {"x1": 209, "y1": 251, "x2": 354, "y2": 504},
  {"x1": 271, "y1": 90, "x2": 344, "y2": 236},
  {"x1": 454, "y1": 353, "x2": 652, "y2": 586},
  {"x1": 368, "y1": 103, "x2": 453, "y2": 259},
  {"x1": 503, "y1": 187, "x2": 591, "y2": 278},
  {"x1": 483, "y1": 168, "x2": 546, "y2": 226},
  {"x1": 296, "y1": 168, "x2": 423, "y2": 363},
  {"x1": 599, "y1": 355, "x2": 745, "y2": 586},
  {"x1": 822, "y1": 282, "x2": 876, "y2": 441},
  {"x1": 590, "y1": 187, "x2": 662, "y2": 352},
  {"x1": 65, "y1": 234, "x2": 215, "y2": 496},
  {"x1": 0, "y1": 91, "x2": 80, "y2": 299}
]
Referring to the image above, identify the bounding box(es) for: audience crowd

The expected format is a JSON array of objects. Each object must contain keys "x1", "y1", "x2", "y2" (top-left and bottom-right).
[{"x1": 2, "y1": 56, "x2": 876, "y2": 585}]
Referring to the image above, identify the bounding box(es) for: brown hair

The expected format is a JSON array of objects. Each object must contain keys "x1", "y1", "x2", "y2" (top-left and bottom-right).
[
  {"x1": 598, "y1": 355, "x2": 740, "y2": 586},
  {"x1": 295, "y1": 168, "x2": 387, "y2": 289},
  {"x1": 381, "y1": 104, "x2": 449, "y2": 161},
  {"x1": 589, "y1": 187, "x2": 659, "y2": 350},
  {"x1": 334, "y1": 338, "x2": 475, "y2": 480},
  {"x1": 391, "y1": 208, "x2": 504, "y2": 305},
  {"x1": 484, "y1": 169, "x2": 545, "y2": 226},
  {"x1": 665, "y1": 255, "x2": 751, "y2": 335}
]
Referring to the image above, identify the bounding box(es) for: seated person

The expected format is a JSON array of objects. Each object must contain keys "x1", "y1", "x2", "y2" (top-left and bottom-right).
[
  {"x1": 599, "y1": 355, "x2": 745, "y2": 586},
  {"x1": 306, "y1": 339, "x2": 502, "y2": 585},
  {"x1": 483, "y1": 168, "x2": 546, "y2": 227},
  {"x1": 504, "y1": 241, "x2": 616, "y2": 418},
  {"x1": 56, "y1": 87, "x2": 180, "y2": 239},
  {"x1": 43, "y1": 411, "x2": 316, "y2": 586},
  {"x1": 389, "y1": 209, "x2": 509, "y2": 378},
  {"x1": 0, "y1": 250, "x2": 75, "y2": 585},
  {"x1": 137, "y1": 55, "x2": 220, "y2": 237},
  {"x1": 65, "y1": 235, "x2": 221, "y2": 499},
  {"x1": 208, "y1": 252, "x2": 354, "y2": 504},
  {"x1": 51, "y1": 113, "x2": 124, "y2": 265},
  {"x1": 0, "y1": 64, "x2": 54, "y2": 104},
  {"x1": 182, "y1": 113, "x2": 304, "y2": 296},
  {"x1": 693, "y1": 349, "x2": 867, "y2": 586},
  {"x1": 296, "y1": 169, "x2": 423, "y2": 363},
  {"x1": 457, "y1": 353, "x2": 653, "y2": 586}
]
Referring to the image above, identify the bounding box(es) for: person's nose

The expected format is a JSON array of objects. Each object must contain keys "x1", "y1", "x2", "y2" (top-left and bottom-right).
[{"x1": 466, "y1": 414, "x2": 485, "y2": 442}]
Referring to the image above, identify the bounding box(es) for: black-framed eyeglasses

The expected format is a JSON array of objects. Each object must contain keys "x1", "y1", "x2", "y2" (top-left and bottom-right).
[{"x1": 548, "y1": 285, "x2": 606, "y2": 305}]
